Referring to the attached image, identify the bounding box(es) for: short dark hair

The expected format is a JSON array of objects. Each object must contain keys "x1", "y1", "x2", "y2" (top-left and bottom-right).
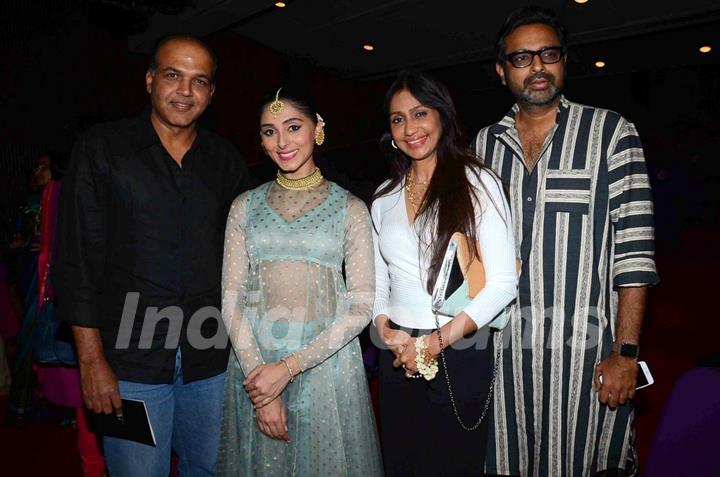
[
  {"x1": 148, "y1": 35, "x2": 218, "y2": 80},
  {"x1": 496, "y1": 5, "x2": 567, "y2": 63}
]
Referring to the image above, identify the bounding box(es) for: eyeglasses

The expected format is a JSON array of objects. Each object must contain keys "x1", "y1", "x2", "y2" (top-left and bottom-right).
[{"x1": 502, "y1": 46, "x2": 565, "y2": 68}]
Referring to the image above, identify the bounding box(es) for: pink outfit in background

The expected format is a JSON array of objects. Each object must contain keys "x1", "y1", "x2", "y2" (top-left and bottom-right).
[
  {"x1": 36, "y1": 365, "x2": 83, "y2": 408},
  {"x1": 34, "y1": 180, "x2": 106, "y2": 477}
]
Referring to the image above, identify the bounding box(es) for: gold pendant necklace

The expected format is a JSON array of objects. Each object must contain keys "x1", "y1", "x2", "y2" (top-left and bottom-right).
[
  {"x1": 276, "y1": 167, "x2": 324, "y2": 190},
  {"x1": 405, "y1": 171, "x2": 429, "y2": 212}
]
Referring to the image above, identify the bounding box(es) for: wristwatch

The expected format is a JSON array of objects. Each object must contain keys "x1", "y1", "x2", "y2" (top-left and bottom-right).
[{"x1": 614, "y1": 342, "x2": 639, "y2": 359}]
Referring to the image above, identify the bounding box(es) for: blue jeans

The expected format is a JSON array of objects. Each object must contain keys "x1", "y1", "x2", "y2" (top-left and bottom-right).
[{"x1": 104, "y1": 351, "x2": 226, "y2": 477}]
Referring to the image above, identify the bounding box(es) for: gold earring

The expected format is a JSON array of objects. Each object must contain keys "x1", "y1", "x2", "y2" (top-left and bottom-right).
[
  {"x1": 315, "y1": 127, "x2": 325, "y2": 146},
  {"x1": 315, "y1": 113, "x2": 326, "y2": 146}
]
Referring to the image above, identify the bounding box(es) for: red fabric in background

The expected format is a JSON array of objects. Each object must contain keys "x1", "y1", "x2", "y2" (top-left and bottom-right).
[
  {"x1": 37, "y1": 180, "x2": 61, "y2": 309},
  {"x1": 76, "y1": 407, "x2": 106, "y2": 477}
]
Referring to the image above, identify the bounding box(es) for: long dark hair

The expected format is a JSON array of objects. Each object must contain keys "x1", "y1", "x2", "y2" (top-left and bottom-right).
[{"x1": 371, "y1": 71, "x2": 488, "y2": 293}]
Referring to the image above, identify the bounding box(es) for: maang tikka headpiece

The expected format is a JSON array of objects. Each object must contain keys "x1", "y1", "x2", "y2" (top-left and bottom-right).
[{"x1": 269, "y1": 88, "x2": 284, "y2": 118}]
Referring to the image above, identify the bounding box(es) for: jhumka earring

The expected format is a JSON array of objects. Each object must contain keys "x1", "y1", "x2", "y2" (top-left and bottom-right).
[
  {"x1": 269, "y1": 88, "x2": 284, "y2": 118},
  {"x1": 315, "y1": 113, "x2": 326, "y2": 146}
]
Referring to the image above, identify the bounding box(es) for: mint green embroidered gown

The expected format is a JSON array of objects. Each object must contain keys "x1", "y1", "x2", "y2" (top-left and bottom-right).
[{"x1": 217, "y1": 180, "x2": 383, "y2": 477}]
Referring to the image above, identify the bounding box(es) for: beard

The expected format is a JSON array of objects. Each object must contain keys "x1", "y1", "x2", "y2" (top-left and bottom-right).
[{"x1": 512, "y1": 72, "x2": 562, "y2": 106}]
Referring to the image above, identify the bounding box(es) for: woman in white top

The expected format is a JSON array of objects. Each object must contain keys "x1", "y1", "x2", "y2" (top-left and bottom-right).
[{"x1": 371, "y1": 72, "x2": 518, "y2": 476}]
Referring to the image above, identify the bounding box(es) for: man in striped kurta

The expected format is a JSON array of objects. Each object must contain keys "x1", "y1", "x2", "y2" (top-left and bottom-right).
[{"x1": 475, "y1": 7, "x2": 659, "y2": 476}]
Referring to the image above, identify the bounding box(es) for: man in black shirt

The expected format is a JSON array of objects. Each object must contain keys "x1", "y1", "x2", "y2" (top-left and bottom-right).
[{"x1": 55, "y1": 36, "x2": 248, "y2": 476}]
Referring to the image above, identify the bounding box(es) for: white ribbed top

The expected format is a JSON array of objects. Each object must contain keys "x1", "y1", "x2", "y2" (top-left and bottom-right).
[{"x1": 371, "y1": 168, "x2": 518, "y2": 330}]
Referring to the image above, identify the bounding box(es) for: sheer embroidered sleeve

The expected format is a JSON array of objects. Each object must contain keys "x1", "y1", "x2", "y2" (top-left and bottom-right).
[{"x1": 222, "y1": 192, "x2": 266, "y2": 375}]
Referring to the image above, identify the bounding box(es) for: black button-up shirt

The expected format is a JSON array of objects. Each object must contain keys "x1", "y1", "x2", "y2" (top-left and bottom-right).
[{"x1": 55, "y1": 110, "x2": 249, "y2": 384}]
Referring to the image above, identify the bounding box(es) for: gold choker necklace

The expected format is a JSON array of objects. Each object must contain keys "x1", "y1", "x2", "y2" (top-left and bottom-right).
[{"x1": 276, "y1": 167, "x2": 324, "y2": 190}]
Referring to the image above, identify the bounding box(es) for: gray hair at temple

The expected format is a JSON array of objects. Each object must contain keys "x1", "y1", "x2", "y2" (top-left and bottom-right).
[{"x1": 147, "y1": 35, "x2": 219, "y2": 81}]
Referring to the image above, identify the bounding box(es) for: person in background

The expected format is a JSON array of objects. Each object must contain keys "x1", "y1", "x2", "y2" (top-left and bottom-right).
[
  {"x1": 34, "y1": 154, "x2": 106, "y2": 477},
  {"x1": 6, "y1": 152, "x2": 54, "y2": 424},
  {"x1": 475, "y1": 6, "x2": 659, "y2": 476}
]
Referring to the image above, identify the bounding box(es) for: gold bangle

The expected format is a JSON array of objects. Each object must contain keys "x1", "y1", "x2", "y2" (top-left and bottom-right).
[
  {"x1": 291, "y1": 353, "x2": 304, "y2": 373},
  {"x1": 280, "y1": 358, "x2": 294, "y2": 383}
]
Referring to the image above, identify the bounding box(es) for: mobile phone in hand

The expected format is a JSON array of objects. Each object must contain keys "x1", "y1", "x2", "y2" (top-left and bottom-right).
[
  {"x1": 598, "y1": 360, "x2": 654, "y2": 390},
  {"x1": 635, "y1": 360, "x2": 654, "y2": 390}
]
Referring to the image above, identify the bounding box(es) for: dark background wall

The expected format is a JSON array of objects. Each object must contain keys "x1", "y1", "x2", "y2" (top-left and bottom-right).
[
  {"x1": 2, "y1": 3, "x2": 718, "y2": 221},
  {"x1": 1, "y1": 1, "x2": 717, "y2": 267}
]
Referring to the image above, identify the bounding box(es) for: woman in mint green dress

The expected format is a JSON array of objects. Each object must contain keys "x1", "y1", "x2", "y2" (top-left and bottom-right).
[{"x1": 217, "y1": 87, "x2": 383, "y2": 476}]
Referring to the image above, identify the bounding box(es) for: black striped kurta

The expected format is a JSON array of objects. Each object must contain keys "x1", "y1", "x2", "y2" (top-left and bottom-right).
[{"x1": 474, "y1": 96, "x2": 659, "y2": 476}]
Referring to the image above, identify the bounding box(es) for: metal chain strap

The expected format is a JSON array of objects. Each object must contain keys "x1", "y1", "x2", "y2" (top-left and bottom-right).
[{"x1": 434, "y1": 313, "x2": 501, "y2": 431}]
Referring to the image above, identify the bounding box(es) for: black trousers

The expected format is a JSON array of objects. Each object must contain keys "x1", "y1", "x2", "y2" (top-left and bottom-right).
[{"x1": 377, "y1": 321, "x2": 494, "y2": 477}]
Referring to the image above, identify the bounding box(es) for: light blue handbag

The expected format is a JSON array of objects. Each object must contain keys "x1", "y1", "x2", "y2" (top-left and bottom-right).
[{"x1": 430, "y1": 233, "x2": 513, "y2": 330}]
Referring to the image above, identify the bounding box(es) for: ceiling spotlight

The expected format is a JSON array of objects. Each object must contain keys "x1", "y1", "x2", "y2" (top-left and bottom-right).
[
  {"x1": 274, "y1": 2, "x2": 286, "y2": 7},
  {"x1": 363, "y1": 44, "x2": 375, "y2": 52},
  {"x1": 594, "y1": 60, "x2": 606, "y2": 68},
  {"x1": 574, "y1": 0, "x2": 589, "y2": 3},
  {"x1": 699, "y1": 45, "x2": 712, "y2": 53}
]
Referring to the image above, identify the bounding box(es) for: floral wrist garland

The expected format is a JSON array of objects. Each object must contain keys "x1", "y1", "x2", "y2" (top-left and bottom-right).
[{"x1": 415, "y1": 335, "x2": 439, "y2": 380}]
